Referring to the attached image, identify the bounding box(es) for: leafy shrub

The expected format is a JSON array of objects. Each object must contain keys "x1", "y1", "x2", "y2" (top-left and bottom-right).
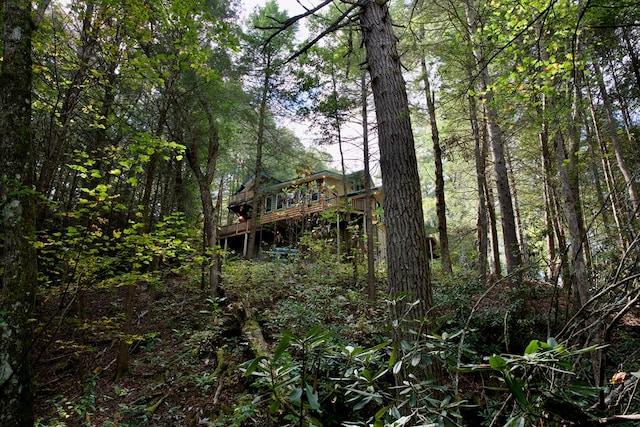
[
  {"x1": 242, "y1": 320, "x2": 468, "y2": 427},
  {"x1": 459, "y1": 338, "x2": 604, "y2": 426}
]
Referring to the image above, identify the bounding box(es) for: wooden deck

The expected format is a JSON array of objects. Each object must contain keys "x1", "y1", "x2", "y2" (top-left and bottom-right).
[
  {"x1": 261, "y1": 198, "x2": 336, "y2": 223},
  {"x1": 219, "y1": 195, "x2": 374, "y2": 239},
  {"x1": 218, "y1": 220, "x2": 253, "y2": 238}
]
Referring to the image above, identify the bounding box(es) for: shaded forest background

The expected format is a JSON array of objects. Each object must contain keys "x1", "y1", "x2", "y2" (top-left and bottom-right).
[{"x1": 1, "y1": 0, "x2": 640, "y2": 425}]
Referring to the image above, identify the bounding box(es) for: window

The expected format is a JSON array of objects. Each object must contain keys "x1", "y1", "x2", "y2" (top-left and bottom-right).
[
  {"x1": 276, "y1": 194, "x2": 284, "y2": 210},
  {"x1": 264, "y1": 196, "x2": 273, "y2": 213},
  {"x1": 286, "y1": 191, "x2": 297, "y2": 208},
  {"x1": 309, "y1": 181, "x2": 321, "y2": 202}
]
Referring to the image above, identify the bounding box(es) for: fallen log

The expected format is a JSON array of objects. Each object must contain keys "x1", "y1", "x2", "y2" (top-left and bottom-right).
[{"x1": 231, "y1": 300, "x2": 272, "y2": 358}]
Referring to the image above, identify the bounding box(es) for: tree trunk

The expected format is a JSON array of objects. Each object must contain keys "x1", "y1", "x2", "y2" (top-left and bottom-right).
[
  {"x1": 622, "y1": 27, "x2": 640, "y2": 95},
  {"x1": 582, "y1": 109, "x2": 616, "y2": 247},
  {"x1": 468, "y1": 75, "x2": 488, "y2": 282},
  {"x1": 482, "y1": 82, "x2": 521, "y2": 282},
  {"x1": 246, "y1": 61, "x2": 271, "y2": 260},
  {"x1": 539, "y1": 94, "x2": 560, "y2": 280},
  {"x1": 464, "y1": 0, "x2": 521, "y2": 284},
  {"x1": 504, "y1": 143, "x2": 527, "y2": 264},
  {"x1": 421, "y1": 59, "x2": 452, "y2": 274},
  {"x1": 359, "y1": 0, "x2": 433, "y2": 327},
  {"x1": 184, "y1": 97, "x2": 221, "y2": 297},
  {"x1": 141, "y1": 86, "x2": 172, "y2": 233},
  {"x1": 586, "y1": 78, "x2": 630, "y2": 249},
  {"x1": 0, "y1": 1, "x2": 38, "y2": 424},
  {"x1": 115, "y1": 282, "x2": 136, "y2": 381},
  {"x1": 361, "y1": 72, "x2": 377, "y2": 303},
  {"x1": 212, "y1": 177, "x2": 224, "y2": 297},
  {"x1": 483, "y1": 127, "x2": 502, "y2": 278},
  {"x1": 610, "y1": 65, "x2": 636, "y2": 152},
  {"x1": 592, "y1": 60, "x2": 639, "y2": 217},
  {"x1": 553, "y1": 128, "x2": 590, "y2": 307},
  {"x1": 330, "y1": 62, "x2": 356, "y2": 272},
  {"x1": 534, "y1": 27, "x2": 576, "y2": 289}
]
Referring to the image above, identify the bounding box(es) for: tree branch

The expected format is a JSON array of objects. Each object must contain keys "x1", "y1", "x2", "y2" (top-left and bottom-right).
[
  {"x1": 257, "y1": 0, "x2": 360, "y2": 64},
  {"x1": 258, "y1": 0, "x2": 334, "y2": 33}
]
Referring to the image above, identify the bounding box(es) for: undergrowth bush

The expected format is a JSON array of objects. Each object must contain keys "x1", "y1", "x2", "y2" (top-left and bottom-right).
[{"x1": 241, "y1": 320, "x2": 470, "y2": 427}]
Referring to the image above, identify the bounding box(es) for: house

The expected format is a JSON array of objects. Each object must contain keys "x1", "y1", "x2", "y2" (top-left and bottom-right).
[{"x1": 218, "y1": 170, "x2": 385, "y2": 260}]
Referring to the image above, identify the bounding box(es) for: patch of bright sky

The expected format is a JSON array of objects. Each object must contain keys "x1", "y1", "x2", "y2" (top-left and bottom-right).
[
  {"x1": 239, "y1": 0, "x2": 311, "y2": 41},
  {"x1": 240, "y1": 0, "x2": 310, "y2": 20},
  {"x1": 238, "y1": 0, "x2": 371, "y2": 175}
]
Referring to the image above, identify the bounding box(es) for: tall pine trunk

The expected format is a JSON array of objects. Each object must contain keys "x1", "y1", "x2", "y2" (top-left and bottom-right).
[
  {"x1": 195, "y1": 98, "x2": 221, "y2": 297},
  {"x1": 464, "y1": 0, "x2": 521, "y2": 283},
  {"x1": 504, "y1": 144, "x2": 528, "y2": 264},
  {"x1": 246, "y1": 65, "x2": 270, "y2": 260},
  {"x1": 421, "y1": 59, "x2": 452, "y2": 274},
  {"x1": 483, "y1": 123, "x2": 502, "y2": 277},
  {"x1": 586, "y1": 76, "x2": 631, "y2": 249},
  {"x1": 467, "y1": 72, "x2": 488, "y2": 282},
  {"x1": 592, "y1": 60, "x2": 639, "y2": 217},
  {"x1": 553, "y1": 125, "x2": 590, "y2": 307},
  {"x1": 361, "y1": 72, "x2": 377, "y2": 302},
  {"x1": 359, "y1": 0, "x2": 433, "y2": 328}
]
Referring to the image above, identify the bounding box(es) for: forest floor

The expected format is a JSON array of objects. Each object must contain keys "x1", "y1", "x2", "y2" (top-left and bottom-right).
[
  {"x1": 32, "y1": 264, "x2": 640, "y2": 426},
  {"x1": 33, "y1": 272, "x2": 257, "y2": 426}
]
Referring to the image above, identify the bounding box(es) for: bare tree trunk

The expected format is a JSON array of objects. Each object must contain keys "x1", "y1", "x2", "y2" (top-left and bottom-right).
[
  {"x1": 622, "y1": 27, "x2": 640, "y2": 95},
  {"x1": 610, "y1": 65, "x2": 636, "y2": 149},
  {"x1": 246, "y1": 66, "x2": 270, "y2": 260},
  {"x1": 421, "y1": 58, "x2": 452, "y2": 274},
  {"x1": 586, "y1": 79, "x2": 630, "y2": 249},
  {"x1": 539, "y1": 94, "x2": 563, "y2": 281},
  {"x1": 469, "y1": 80, "x2": 488, "y2": 282},
  {"x1": 361, "y1": 72, "x2": 377, "y2": 302},
  {"x1": 184, "y1": 97, "x2": 221, "y2": 296},
  {"x1": 160, "y1": 157, "x2": 179, "y2": 219},
  {"x1": 212, "y1": 178, "x2": 225, "y2": 297},
  {"x1": 504, "y1": 143, "x2": 527, "y2": 264},
  {"x1": 592, "y1": 60, "x2": 639, "y2": 217},
  {"x1": 330, "y1": 62, "x2": 351, "y2": 266},
  {"x1": 115, "y1": 282, "x2": 136, "y2": 381},
  {"x1": 483, "y1": 124, "x2": 502, "y2": 278},
  {"x1": 0, "y1": 1, "x2": 38, "y2": 423},
  {"x1": 464, "y1": 0, "x2": 521, "y2": 283},
  {"x1": 141, "y1": 85, "x2": 172, "y2": 233},
  {"x1": 582, "y1": 111, "x2": 615, "y2": 244},
  {"x1": 359, "y1": 0, "x2": 433, "y2": 326},
  {"x1": 553, "y1": 127, "x2": 590, "y2": 307}
]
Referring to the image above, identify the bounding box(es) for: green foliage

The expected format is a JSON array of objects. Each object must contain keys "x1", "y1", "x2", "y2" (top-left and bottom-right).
[
  {"x1": 459, "y1": 338, "x2": 603, "y2": 426},
  {"x1": 243, "y1": 325, "x2": 333, "y2": 427},
  {"x1": 36, "y1": 376, "x2": 97, "y2": 427},
  {"x1": 298, "y1": 229, "x2": 343, "y2": 265},
  {"x1": 209, "y1": 394, "x2": 260, "y2": 427},
  {"x1": 223, "y1": 258, "x2": 383, "y2": 343},
  {"x1": 242, "y1": 319, "x2": 469, "y2": 427}
]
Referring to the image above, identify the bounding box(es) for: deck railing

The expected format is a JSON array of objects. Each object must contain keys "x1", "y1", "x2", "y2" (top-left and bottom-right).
[
  {"x1": 219, "y1": 194, "x2": 375, "y2": 239},
  {"x1": 228, "y1": 190, "x2": 254, "y2": 206},
  {"x1": 218, "y1": 220, "x2": 253, "y2": 238}
]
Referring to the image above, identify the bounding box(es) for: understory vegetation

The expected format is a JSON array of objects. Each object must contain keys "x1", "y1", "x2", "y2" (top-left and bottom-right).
[{"x1": 32, "y1": 238, "x2": 640, "y2": 427}]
